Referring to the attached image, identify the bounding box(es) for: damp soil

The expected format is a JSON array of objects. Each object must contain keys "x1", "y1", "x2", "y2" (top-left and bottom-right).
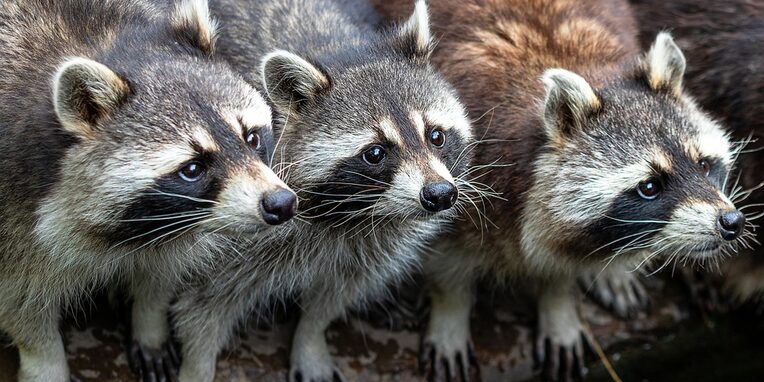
[{"x1": 1, "y1": 275, "x2": 763, "y2": 382}]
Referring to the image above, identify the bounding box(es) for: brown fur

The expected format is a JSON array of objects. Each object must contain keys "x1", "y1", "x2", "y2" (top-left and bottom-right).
[
  {"x1": 372, "y1": 1, "x2": 745, "y2": 379},
  {"x1": 374, "y1": 0, "x2": 639, "y2": 268}
]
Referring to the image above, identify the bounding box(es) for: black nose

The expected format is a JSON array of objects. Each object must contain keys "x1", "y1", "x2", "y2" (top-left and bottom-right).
[
  {"x1": 420, "y1": 181, "x2": 458, "y2": 212},
  {"x1": 260, "y1": 189, "x2": 297, "y2": 225},
  {"x1": 718, "y1": 210, "x2": 746, "y2": 241}
]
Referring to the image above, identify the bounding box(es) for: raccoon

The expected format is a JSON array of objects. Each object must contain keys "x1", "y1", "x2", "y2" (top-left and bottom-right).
[
  {"x1": 630, "y1": 0, "x2": 764, "y2": 309},
  {"x1": 373, "y1": 0, "x2": 749, "y2": 380},
  {"x1": 144, "y1": 1, "x2": 475, "y2": 381},
  {"x1": 0, "y1": 1, "x2": 295, "y2": 381}
]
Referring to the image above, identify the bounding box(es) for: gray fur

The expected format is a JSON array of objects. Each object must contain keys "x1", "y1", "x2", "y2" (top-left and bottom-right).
[
  {"x1": 0, "y1": 1, "x2": 286, "y2": 380},
  {"x1": 169, "y1": 1, "x2": 474, "y2": 381}
]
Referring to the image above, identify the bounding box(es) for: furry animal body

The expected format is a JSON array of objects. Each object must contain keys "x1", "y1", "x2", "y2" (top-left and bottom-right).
[
  {"x1": 0, "y1": 1, "x2": 295, "y2": 381},
  {"x1": 373, "y1": 0, "x2": 748, "y2": 380},
  {"x1": 631, "y1": 0, "x2": 764, "y2": 309},
  {"x1": 160, "y1": 1, "x2": 475, "y2": 381}
]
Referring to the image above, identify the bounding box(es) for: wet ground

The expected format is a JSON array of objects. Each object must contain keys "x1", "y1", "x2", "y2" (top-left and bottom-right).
[{"x1": 1, "y1": 275, "x2": 763, "y2": 382}]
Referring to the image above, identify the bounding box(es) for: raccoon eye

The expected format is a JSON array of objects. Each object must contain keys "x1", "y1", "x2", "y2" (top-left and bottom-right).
[
  {"x1": 429, "y1": 128, "x2": 446, "y2": 147},
  {"x1": 699, "y1": 159, "x2": 711, "y2": 176},
  {"x1": 179, "y1": 162, "x2": 205, "y2": 182},
  {"x1": 245, "y1": 130, "x2": 261, "y2": 149},
  {"x1": 362, "y1": 145, "x2": 386, "y2": 165},
  {"x1": 637, "y1": 179, "x2": 662, "y2": 200}
]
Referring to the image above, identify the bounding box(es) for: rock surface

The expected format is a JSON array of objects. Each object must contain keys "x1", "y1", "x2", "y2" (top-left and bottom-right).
[{"x1": 1, "y1": 275, "x2": 763, "y2": 381}]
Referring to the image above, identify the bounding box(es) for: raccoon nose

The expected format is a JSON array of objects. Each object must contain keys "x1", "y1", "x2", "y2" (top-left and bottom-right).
[
  {"x1": 420, "y1": 182, "x2": 458, "y2": 212},
  {"x1": 260, "y1": 189, "x2": 297, "y2": 225},
  {"x1": 718, "y1": 210, "x2": 746, "y2": 241}
]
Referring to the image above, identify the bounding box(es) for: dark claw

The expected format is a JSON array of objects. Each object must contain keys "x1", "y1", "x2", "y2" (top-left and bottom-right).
[
  {"x1": 536, "y1": 335, "x2": 588, "y2": 382},
  {"x1": 128, "y1": 341, "x2": 179, "y2": 382},
  {"x1": 436, "y1": 356, "x2": 449, "y2": 382},
  {"x1": 419, "y1": 341, "x2": 479, "y2": 381},
  {"x1": 332, "y1": 367, "x2": 347, "y2": 382},
  {"x1": 580, "y1": 273, "x2": 651, "y2": 320},
  {"x1": 541, "y1": 340, "x2": 559, "y2": 382},
  {"x1": 456, "y1": 351, "x2": 467, "y2": 382},
  {"x1": 419, "y1": 342, "x2": 434, "y2": 375}
]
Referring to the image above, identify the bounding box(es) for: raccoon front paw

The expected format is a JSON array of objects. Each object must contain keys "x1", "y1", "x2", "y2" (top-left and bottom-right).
[
  {"x1": 418, "y1": 339, "x2": 480, "y2": 382},
  {"x1": 534, "y1": 329, "x2": 587, "y2": 382},
  {"x1": 288, "y1": 364, "x2": 346, "y2": 382},
  {"x1": 579, "y1": 270, "x2": 650, "y2": 319},
  {"x1": 128, "y1": 340, "x2": 180, "y2": 382}
]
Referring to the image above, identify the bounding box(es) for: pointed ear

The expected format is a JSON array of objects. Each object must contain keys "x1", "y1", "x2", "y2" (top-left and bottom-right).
[
  {"x1": 170, "y1": 0, "x2": 218, "y2": 56},
  {"x1": 260, "y1": 50, "x2": 331, "y2": 114},
  {"x1": 53, "y1": 58, "x2": 130, "y2": 139},
  {"x1": 541, "y1": 69, "x2": 601, "y2": 140},
  {"x1": 644, "y1": 32, "x2": 686, "y2": 97},
  {"x1": 391, "y1": 0, "x2": 433, "y2": 63}
]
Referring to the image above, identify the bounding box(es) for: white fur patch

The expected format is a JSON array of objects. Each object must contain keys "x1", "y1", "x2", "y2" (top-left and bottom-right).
[
  {"x1": 664, "y1": 201, "x2": 725, "y2": 244},
  {"x1": 390, "y1": 161, "x2": 426, "y2": 209},
  {"x1": 379, "y1": 117, "x2": 404, "y2": 146},
  {"x1": 403, "y1": 0, "x2": 432, "y2": 54},
  {"x1": 132, "y1": 295, "x2": 170, "y2": 348},
  {"x1": 213, "y1": 164, "x2": 291, "y2": 227},
  {"x1": 430, "y1": 156, "x2": 455, "y2": 184},
  {"x1": 17, "y1": 337, "x2": 69, "y2": 382},
  {"x1": 173, "y1": 0, "x2": 218, "y2": 53},
  {"x1": 541, "y1": 68, "x2": 600, "y2": 138},
  {"x1": 685, "y1": 103, "x2": 733, "y2": 165},
  {"x1": 424, "y1": 107, "x2": 471, "y2": 141},
  {"x1": 52, "y1": 57, "x2": 128, "y2": 138},
  {"x1": 293, "y1": 128, "x2": 378, "y2": 184},
  {"x1": 238, "y1": 102, "x2": 273, "y2": 130},
  {"x1": 651, "y1": 149, "x2": 673, "y2": 171},
  {"x1": 144, "y1": 145, "x2": 198, "y2": 176},
  {"x1": 424, "y1": 284, "x2": 472, "y2": 363},
  {"x1": 260, "y1": 50, "x2": 330, "y2": 105},
  {"x1": 222, "y1": 99, "x2": 273, "y2": 140},
  {"x1": 410, "y1": 111, "x2": 427, "y2": 142},
  {"x1": 645, "y1": 32, "x2": 686, "y2": 97},
  {"x1": 547, "y1": 159, "x2": 651, "y2": 223},
  {"x1": 192, "y1": 127, "x2": 219, "y2": 152},
  {"x1": 537, "y1": 281, "x2": 584, "y2": 348}
]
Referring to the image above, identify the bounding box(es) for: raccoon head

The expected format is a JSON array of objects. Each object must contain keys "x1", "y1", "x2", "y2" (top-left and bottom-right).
[
  {"x1": 259, "y1": 1, "x2": 472, "y2": 231},
  {"x1": 523, "y1": 32, "x2": 748, "y2": 271},
  {"x1": 39, "y1": 0, "x2": 296, "y2": 249}
]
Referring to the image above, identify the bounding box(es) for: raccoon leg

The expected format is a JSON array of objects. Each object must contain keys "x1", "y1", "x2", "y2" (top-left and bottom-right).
[
  {"x1": 534, "y1": 277, "x2": 586, "y2": 382},
  {"x1": 577, "y1": 263, "x2": 650, "y2": 319},
  {"x1": 173, "y1": 290, "x2": 249, "y2": 382},
  {"x1": 419, "y1": 273, "x2": 479, "y2": 382},
  {"x1": 11, "y1": 306, "x2": 69, "y2": 382},
  {"x1": 128, "y1": 277, "x2": 179, "y2": 382},
  {"x1": 289, "y1": 296, "x2": 347, "y2": 382}
]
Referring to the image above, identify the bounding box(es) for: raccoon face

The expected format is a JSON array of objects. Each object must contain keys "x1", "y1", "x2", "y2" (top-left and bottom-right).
[
  {"x1": 40, "y1": 0, "x2": 296, "y2": 248},
  {"x1": 260, "y1": 2, "x2": 472, "y2": 228},
  {"x1": 525, "y1": 33, "x2": 749, "y2": 268}
]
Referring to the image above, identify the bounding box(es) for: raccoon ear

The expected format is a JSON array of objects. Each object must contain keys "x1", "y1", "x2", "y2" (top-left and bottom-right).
[
  {"x1": 541, "y1": 69, "x2": 601, "y2": 139},
  {"x1": 392, "y1": 0, "x2": 433, "y2": 63},
  {"x1": 261, "y1": 50, "x2": 331, "y2": 114},
  {"x1": 170, "y1": 0, "x2": 218, "y2": 56},
  {"x1": 644, "y1": 32, "x2": 686, "y2": 97},
  {"x1": 53, "y1": 58, "x2": 130, "y2": 138}
]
